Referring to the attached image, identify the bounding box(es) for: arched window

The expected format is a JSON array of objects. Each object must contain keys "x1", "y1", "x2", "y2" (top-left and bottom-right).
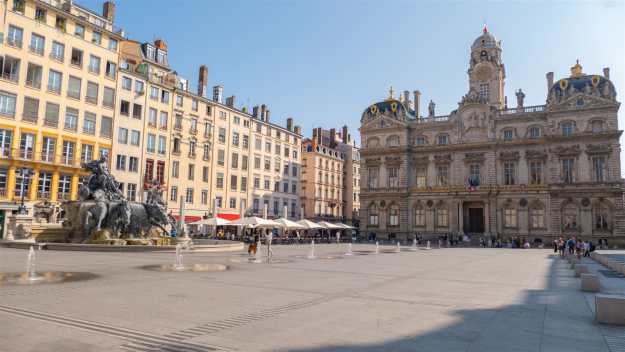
[
  {"x1": 368, "y1": 204, "x2": 379, "y2": 227},
  {"x1": 389, "y1": 204, "x2": 400, "y2": 227},
  {"x1": 591, "y1": 120, "x2": 605, "y2": 133},
  {"x1": 561, "y1": 121, "x2": 574, "y2": 136},
  {"x1": 529, "y1": 202, "x2": 545, "y2": 229},
  {"x1": 386, "y1": 135, "x2": 400, "y2": 147},
  {"x1": 366, "y1": 137, "x2": 379, "y2": 148},
  {"x1": 502, "y1": 129, "x2": 514, "y2": 141},
  {"x1": 413, "y1": 204, "x2": 425, "y2": 227},
  {"x1": 435, "y1": 204, "x2": 449, "y2": 227},
  {"x1": 562, "y1": 202, "x2": 580, "y2": 231},
  {"x1": 528, "y1": 126, "x2": 541, "y2": 139}
]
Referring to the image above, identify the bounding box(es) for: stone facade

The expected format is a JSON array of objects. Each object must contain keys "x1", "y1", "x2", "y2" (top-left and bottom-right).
[{"x1": 359, "y1": 27, "x2": 624, "y2": 245}]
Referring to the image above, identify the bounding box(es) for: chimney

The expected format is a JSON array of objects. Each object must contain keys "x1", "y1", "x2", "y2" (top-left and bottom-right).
[
  {"x1": 603, "y1": 67, "x2": 610, "y2": 79},
  {"x1": 260, "y1": 104, "x2": 266, "y2": 121},
  {"x1": 342, "y1": 125, "x2": 348, "y2": 144},
  {"x1": 103, "y1": 1, "x2": 115, "y2": 22},
  {"x1": 154, "y1": 39, "x2": 167, "y2": 51},
  {"x1": 212, "y1": 85, "x2": 223, "y2": 104},
  {"x1": 225, "y1": 95, "x2": 236, "y2": 107},
  {"x1": 413, "y1": 90, "x2": 421, "y2": 118},
  {"x1": 265, "y1": 109, "x2": 270, "y2": 122},
  {"x1": 252, "y1": 105, "x2": 259, "y2": 118},
  {"x1": 403, "y1": 90, "x2": 410, "y2": 108},
  {"x1": 316, "y1": 128, "x2": 322, "y2": 145},
  {"x1": 286, "y1": 117, "x2": 293, "y2": 131},
  {"x1": 312, "y1": 128, "x2": 317, "y2": 140},
  {"x1": 546, "y1": 72, "x2": 554, "y2": 91},
  {"x1": 294, "y1": 125, "x2": 301, "y2": 135},
  {"x1": 198, "y1": 65, "x2": 208, "y2": 98},
  {"x1": 330, "y1": 128, "x2": 336, "y2": 147}
]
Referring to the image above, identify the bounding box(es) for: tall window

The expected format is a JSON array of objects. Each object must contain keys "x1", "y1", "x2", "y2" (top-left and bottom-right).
[
  {"x1": 0, "y1": 92, "x2": 17, "y2": 117},
  {"x1": 416, "y1": 167, "x2": 427, "y2": 188},
  {"x1": 29, "y1": 33, "x2": 45, "y2": 55},
  {"x1": 529, "y1": 161, "x2": 542, "y2": 185},
  {"x1": 58, "y1": 175, "x2": 71, "y2": 200},
  {"x1": 479, "y1": 83, "x2": 489, "y2": 101},
  {"x1": 436, "y1": 208, "x2": 449, "y2": 227},
  {"x1": 437, "y1": 165, "x2": 448, "y2": 186},
  {"x1": 414, "y1": 206, "x2": 425, "y2": 227},
  {"x1": 592, "y1": 156, "x2": 607, "y2": 182},
  {"x1": 437, "y1": 134, "x2": 449, "y2": 145},
  {"x1": 41, "y1": 137, "x2": 55, "y2": 162},
  {"x1": 37, "y1": 172, "x2": 52, "y2": 198},
  {"x1": 19, "y1": 133, "x2": 35, "y2": 159},
  {"x1": 503, "y1": 162, "x2": 515, "y2": 185},
  {"x1": 26, "y1": 63, "x2": 42, "y2": 88},
  {"x1": 562, "y1": 158, "x2": 575, "y2": 184},
  {"x1": 530, "y1": 206, "x2": 545, "y2": 229},
  {"x1": 469, "y1": 164, "x2": 480, "y2": 184},
  {"x1": 594, "y1": 203, "x2": 609, "y2": 230},
  {"x1": 504, "y1": 208, "x2": 517, "y2": 228},
  {"x1": 127, "y1": 184, "x2": 137, "y2": 202},
  {"x1": 367, "y1": 167, "x2": 379, "y2": 189},
  {"x1": 387, "y1": 167, "x2": 399, "y2": 188},
  {"x1": 389, "y1": 205, "x2": 399, "y2": 227},
  {"x1": 48, "y1": 70, "x2": 62, "y2": 93},
  {"x1": 62, "y1": 141, "x2": 75, "y2": 165},
  {"x1": 529, "y1": 126, "x2": 541, "y2": 139},
  {"x1": 368, "y1": 204, "x2": 379, "y2": 227}
]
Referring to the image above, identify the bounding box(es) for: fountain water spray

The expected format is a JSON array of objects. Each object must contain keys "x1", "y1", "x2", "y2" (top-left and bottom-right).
[
  {"x1": 26, "y1": 246, "x2": 42, "y2": 281},
  {"x1": 344, "y1": 243, "x2": 353, "y2": 256},
  {"x1": 396, "y1": 241, "x2": 401, "y2": 253},
  {"x1": 251, "y1": 240, "x2": 263, "y2": 263},
  {"x1": 412, "y1": 238, "x2": 417, "y2": 249},
  {"x1": 375, "y1": 241, "x2": 379, "y2": 254},
  {"x1": 308, "y1": 239, "x2": 316, "y2": 259},
  {"x1": 427, "y1": 240, "x2": 431, "y2": 250},
  {"x1": 174, "y1": 243, "x2": 184, "y2": 270}
]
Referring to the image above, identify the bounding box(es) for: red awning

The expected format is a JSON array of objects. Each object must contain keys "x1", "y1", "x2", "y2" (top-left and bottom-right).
[
  {"x1": 217, "y1": 213, "x2": 240, "y2": 221},
  {"x1": 172, "y1": 215, "x2": 202, "y2": 223}
]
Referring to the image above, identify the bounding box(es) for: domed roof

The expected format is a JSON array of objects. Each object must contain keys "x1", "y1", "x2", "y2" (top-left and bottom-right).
[
  {"x1": 361, "y1": 98, "x2": 413, "y2": 123},
  {"x1": 548, "y1": 61, "x2": 617, "y2": 103},
  {"x1": 471, "y1": 26, "x2": 500, "y2": 50}
]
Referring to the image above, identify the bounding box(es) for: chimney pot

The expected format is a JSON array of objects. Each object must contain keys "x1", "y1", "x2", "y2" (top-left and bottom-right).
[
  {"x1": 225, "y1": 95, "x2": 236, "y2": 107},
  {"x1": 198, "y1": 65, "x2": 208, "y2": 97},
  {"x1": 260, "y1": 105, "x2": 267, "y2": 121},
  {"x1": 342, "y1": 125, "x2": 348, "y2": 144},
  {"x1": 603, "y1": 67, "x2": 610, "y2": 79},
  {"x1": 286, "y1": 117, "x2": 293, "y2": 131},
  {"x1": 330, "y1": 128, "x2": 336, "y2": 147},
  {"x1": 294, "y1": 125, "x2": 301, "y2": 135},
  {"x1": 103, "y1": 1, "x2": 115, "y2": 22},
  {"x1": 154, "y1": 39, "x2": 167, "y2": 51},
  {"x1": 413, "y1": 90, "x2": 421, "y2": 118},
  {"x1": 265, "y1": 109, "x2": 270, "y2": 122},
  {"x1": 252, "y1": 106, "x2": 259, "y2": 118}
]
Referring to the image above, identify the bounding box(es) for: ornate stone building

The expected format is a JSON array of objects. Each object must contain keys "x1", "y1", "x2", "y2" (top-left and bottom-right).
[{"x1": 359, "y1": 27, "x2": 623, "y2": 245}]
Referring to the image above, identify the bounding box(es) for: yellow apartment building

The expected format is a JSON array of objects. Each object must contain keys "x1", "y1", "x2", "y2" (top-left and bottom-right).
[{"x1": 0, "y1": 0, "x2": 122, "y2": 235}]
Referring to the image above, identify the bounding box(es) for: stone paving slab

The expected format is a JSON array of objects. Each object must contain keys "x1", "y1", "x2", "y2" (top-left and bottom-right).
[{"x1": 1, "y1": 246, "x2": 623, "y2": 352}]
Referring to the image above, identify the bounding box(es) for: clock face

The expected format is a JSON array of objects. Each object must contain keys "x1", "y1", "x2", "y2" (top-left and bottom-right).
[{"x1": 474, "y1": 64, "x2": 492, "y2": 81}]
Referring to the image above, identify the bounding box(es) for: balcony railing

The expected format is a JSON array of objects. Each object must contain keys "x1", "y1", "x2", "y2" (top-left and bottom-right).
[
  {"x1": 500, "y1": 105, "x2": 546, "y2": 115},
  {"x1": 37, "y1": 191, "x2": 51, "y2": 199}
]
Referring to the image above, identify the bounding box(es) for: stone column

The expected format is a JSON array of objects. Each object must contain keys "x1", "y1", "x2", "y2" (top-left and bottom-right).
[
  {"x1": 50, "y1": 171, "x2": 60, "y2": 202},
  {"x1": 28, "y1": 168, "x2": 39, "y2": 201},
  {"x1": 178, "y1": 195, "x2": 187, "y2": 237},
  {"x1": 6, "y1": 166, "x2": 16, "y2": 201},
  {"x1": 70, "y1": 174, "x2": 80, "y2": 201}
]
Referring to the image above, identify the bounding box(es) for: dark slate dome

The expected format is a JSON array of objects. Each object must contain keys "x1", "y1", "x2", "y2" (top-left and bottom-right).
[
  {"x1": 548, "y1": 62, "x2": 617, "y2": 102},
  {"x1": 361, "y1": 99, "x2": 413, "y2": 122}
]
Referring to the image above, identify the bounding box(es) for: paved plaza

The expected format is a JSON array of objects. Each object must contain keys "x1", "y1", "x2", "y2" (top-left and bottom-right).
[{"x1": 1, "y1": 244, "x2": 624, "y2": 352}]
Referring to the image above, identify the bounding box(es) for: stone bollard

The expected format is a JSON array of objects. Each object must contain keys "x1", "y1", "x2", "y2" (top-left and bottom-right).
[
  {"x1": 580, "y1": 273, "x2": 601, "y2": 292},
  {"x1": 595, "y1": 294, "x2": 625, "y2": 325},
  {"x1": 574, "y1": 264, "x2": 589, "y2": 277}
]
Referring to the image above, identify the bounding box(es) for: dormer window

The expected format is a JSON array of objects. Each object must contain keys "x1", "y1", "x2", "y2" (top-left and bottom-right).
[
  {"x1": 561, "y1": 122, "x2": 574, "y2": 137},
  {"x1": 145, "y1": 45, "x2": 156, "y2": 61},
  {"x1": 156, "y1": 50, "x2": 167, "y2": 65},
  {"x1": 503, "y1": 129, "x2": 513, "y2": 141},
  {"x1": 437, "y1": 134, "x2": 449, "y2": 145},
  {"x1": 529, "y1": 126, "x2": 541, "y2": 139}
]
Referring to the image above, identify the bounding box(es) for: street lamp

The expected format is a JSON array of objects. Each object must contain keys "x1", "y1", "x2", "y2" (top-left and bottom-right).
[{"x1": 17, "y1": 168, "x2": 32, "y2": 215}]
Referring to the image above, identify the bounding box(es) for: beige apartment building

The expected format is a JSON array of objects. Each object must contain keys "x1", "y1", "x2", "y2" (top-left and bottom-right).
[
  {"x1": 0, "y1": 0, "x2": 122, "y2": 236},
  {"x1": 300, "y1": 130, "x2": 344, "y2": 220}
]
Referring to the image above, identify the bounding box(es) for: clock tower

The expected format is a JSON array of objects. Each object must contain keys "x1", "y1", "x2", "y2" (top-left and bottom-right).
[{"x1": 467, "y1": 25, "x2": 506, "y2": 108}]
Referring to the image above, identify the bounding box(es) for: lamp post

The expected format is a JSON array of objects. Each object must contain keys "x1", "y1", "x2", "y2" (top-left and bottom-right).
[{"x1": 17, "y1": 168, "x2": 32, "y2": 215}]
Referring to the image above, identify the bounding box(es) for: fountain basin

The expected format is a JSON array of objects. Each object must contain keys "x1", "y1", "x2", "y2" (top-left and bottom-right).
[
  {"x1": 140, "y1": 264, "x2": 228, "y2": 272},
  {"x1": 0, "y1": 272, "x2": 98, "y2": 285}
]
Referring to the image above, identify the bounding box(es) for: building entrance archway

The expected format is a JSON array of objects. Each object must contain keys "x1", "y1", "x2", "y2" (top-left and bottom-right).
[{"x1": 463, "y1": 201, "x2": 484, "y2": 234}]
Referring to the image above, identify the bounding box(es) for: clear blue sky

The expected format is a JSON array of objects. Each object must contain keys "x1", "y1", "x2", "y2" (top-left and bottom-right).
[{"x1": 88, "y1": 1, "x2": 623, "y2": 152}]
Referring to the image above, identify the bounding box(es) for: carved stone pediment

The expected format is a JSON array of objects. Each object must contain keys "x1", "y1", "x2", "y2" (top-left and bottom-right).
[
  {"x1": 464, "y1": 152, "x2": 485, "y2": 163},
  {"x1": 365, "y1": 157, "x2": 382, "y2": 166},
  {"x1": 586, "y1": 144, "x2": 612, "y2": 155},
  {"x1": 412, "y1": 156, "x2": 429, "y2": 165},
  {"x1": 384, "y1": 156, "x2": 402, "y2": 165},
  {"x1": 433, "y1": 154, "x2": 452, "y2": 164},
  {"x1": 525, "y1": 150, "x2": 548, "y2": 160},
  {"x1": 547, "y1": 93, "x2": 617, "y2": 112},
  {"x1": 499, "y1": 151, "x2": 520, "y2": 160},
  {"x1": 551, "y1": 144, "x2": 581, "y2": 156}
]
